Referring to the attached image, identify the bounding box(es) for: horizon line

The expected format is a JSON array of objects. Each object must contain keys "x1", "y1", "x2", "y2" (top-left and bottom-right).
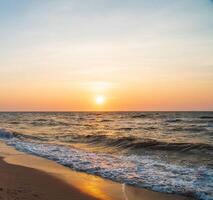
[{"x1": 0, "y1": 110, "x2": 212, "y2": 113}]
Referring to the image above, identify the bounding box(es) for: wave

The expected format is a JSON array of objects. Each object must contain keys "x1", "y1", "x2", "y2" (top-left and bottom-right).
[
  {"x1": 5, "y1": 140, "x2": 213, "y2": 200},
  {"x1": 57, "y1": 134, "x2": 213, "y2": 155},
  {"x1": 116, "y1": 127, "x2": 134, "y2": 131},
  {"x1": 0, "y1": 129, "x2": 48, "y2": 141},
  {"x1": 0, "y1": 129, "x2": 14, "y2": 139},
  {"x1": 1, "y1": 129, "x2": 212, "y2": 155},
  {"x1": 30, "y1": 119, "x2": 69, "y2": 126},
  {"x1": 169, "y1": 126, "x2": 208, "y2": 133},
  {"x1": 143, "y1": 126, "x2": 157, "y2": 130},
  {"x1": 165, "y1": 119, "x2": 182, "y2": 123},
  {"x1": 200, "y1": 116, "x2": 213, "y2": 119},
  {"x1": 1, "y1": 128, "x2": 212, "y2": 200},
  {"x1": 36, "y1": 118, "x2": 48, "y2": 122},
  {"x1": 9, "y1": 121, "x2": 20, "y2": 125},
  {"x1": 100, "y1": 119, "x2": 113, "y2": 122},
  {"x1": 131, "y1": 114, "x2": 148, "y2": 118}
]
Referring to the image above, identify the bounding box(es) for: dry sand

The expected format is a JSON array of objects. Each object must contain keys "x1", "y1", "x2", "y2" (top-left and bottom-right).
[{"x1": 0, "y1": 142, "x2": 192, "y2": 200}]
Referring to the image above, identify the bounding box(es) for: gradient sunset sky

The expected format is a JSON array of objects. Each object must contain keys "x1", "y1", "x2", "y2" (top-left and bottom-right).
[{"x1": 0, "y1": 0, "x2": 213, "y2": 111}]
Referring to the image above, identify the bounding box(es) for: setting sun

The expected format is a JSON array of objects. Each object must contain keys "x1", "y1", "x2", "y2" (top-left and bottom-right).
[{"x1": 95, "y1": 95, "x2": 105, "y2": 105}]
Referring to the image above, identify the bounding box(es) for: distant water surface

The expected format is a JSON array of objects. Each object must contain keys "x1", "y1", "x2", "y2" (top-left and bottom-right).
[{"x1": 0, "y1": 112, "x2": 212, "y2": 200}]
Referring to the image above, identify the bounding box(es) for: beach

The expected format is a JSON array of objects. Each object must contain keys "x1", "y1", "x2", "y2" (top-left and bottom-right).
[
  {"x1": 0, "y1": 141, "x2": 192, "y2": 200},
  {"x1": 1, "y1": 111, "x2": 211, "y2": 200},
  {"x1": 0, "y1": 0, "x2": 212, "y2": 199}
]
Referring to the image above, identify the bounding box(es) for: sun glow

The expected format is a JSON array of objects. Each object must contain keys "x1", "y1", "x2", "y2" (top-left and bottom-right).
[{"x1": 95, "y1": 95, "x2": 105, "y2": 105}]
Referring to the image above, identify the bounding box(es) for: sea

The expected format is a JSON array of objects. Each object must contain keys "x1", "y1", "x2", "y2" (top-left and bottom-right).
[{"x1": 0, "y1": 112, "x2": 212, "y2": 200}]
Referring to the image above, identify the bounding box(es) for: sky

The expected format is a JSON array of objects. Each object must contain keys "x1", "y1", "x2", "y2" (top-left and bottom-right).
[{"x1": 0, "y1": 0, "x2": 213, "y2": 111}]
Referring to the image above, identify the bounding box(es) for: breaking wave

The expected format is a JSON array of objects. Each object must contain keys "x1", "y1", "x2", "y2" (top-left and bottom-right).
[
  {"x1": 3, "y1": 139, "x2": 212, "y2": 200},
  {"x1": 1, "y1": 129, "x2": 212, "y2": 156}
]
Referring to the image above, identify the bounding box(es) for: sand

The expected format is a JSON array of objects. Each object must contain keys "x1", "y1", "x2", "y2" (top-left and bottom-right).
[
  {"x1": 0, "y1": 142, "x2": 192, "y2": 200},
  {"x1": 0, "y1": 157, "x2": 98, "y2": 200}
]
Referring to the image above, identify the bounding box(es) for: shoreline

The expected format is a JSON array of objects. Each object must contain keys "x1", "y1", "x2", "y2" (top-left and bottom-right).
[{"x1": 0, "y1": 142, "x2": 192, "y2": 200}]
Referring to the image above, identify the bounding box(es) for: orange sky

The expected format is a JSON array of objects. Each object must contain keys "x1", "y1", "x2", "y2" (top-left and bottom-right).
[
  {"x1": 0, "y1": 79, "x2": 212, "y2": 111},
  {"x1": 0, "y1": 0, "x2": 213, "y2": 111}
]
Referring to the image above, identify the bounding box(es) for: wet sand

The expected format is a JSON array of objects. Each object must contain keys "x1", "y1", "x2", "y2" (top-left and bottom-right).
[
  {"x1": 0, "y1": 157, "x2": 98, "y2": 200},
  {"x1": 0, "y1": 142, "x2": 192, "y2": 200}
]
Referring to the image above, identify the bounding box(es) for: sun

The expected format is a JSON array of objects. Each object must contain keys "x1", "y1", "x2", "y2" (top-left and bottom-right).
[{"x1": 95, "y1": 95, "x2": 105, "y2": 105}]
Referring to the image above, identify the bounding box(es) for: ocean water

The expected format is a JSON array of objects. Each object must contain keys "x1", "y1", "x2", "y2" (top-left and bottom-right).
[{"x1": 0, "y1": 112, "x2": 212, "y2": 200}]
